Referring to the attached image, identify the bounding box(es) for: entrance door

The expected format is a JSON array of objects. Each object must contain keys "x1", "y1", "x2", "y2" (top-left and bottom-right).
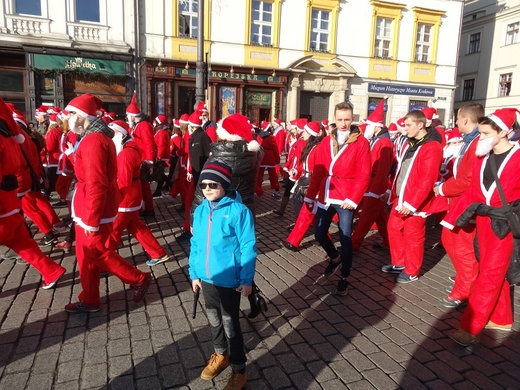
[
  {"x1": 247, "y1": 107, "x2": 271, "y2": 124},
  {"x1": 178, "y1": 86, "x2": 195, "y2": 118}
]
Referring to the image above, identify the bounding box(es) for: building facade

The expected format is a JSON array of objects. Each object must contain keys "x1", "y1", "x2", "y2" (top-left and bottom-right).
[
  {"x1": 455, "y1": 0, "x2": 520, "y2": 114},
  {"x1": 0, "y1": 1, "x2": 464, "y2": 126},
  {"x1": 0, "y1": 0, "x2": 136, "y2": 118},
  {"x1": 142, "y1": 0, "x2": 464, "y2": 126}
]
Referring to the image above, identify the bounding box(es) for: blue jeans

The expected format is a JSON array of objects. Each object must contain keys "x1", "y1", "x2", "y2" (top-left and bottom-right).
[{"x1": 314, "y1": 204, "x2": 354, "y2": 278}]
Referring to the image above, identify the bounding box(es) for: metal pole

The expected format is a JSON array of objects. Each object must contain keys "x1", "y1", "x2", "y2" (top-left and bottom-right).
[{"x1": 195, "y1": 0, "x2": 205, "y2": 104}]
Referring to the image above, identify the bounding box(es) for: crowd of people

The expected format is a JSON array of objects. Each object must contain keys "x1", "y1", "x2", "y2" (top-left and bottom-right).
[{"x1": 0, "y1": 91, "x2": 519, "y2": 388}]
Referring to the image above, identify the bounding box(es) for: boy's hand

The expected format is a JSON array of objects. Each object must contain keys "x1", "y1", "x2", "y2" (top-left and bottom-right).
[
  {"x1": 236, "y1": 284, "x2": 252, "y2": 297},
  {"x1": 192, "y1": 279, "x2": 202, "y2": 293}
]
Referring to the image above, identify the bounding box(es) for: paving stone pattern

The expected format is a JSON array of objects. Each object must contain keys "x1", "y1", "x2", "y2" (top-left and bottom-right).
[{"x1": 0, "y1": 181, "x2": 519, "y2": 389}]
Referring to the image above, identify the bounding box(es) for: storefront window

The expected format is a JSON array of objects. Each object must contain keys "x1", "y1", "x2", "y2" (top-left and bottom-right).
[
  {"x1": 221, "y1": 87, "x2": 237, "y2": 117},
  {"x1": 0, "y1": 71, "x2": 24, "y2": 92},
  {"x1": 409, "y1": 99, "x2": 428, "y2": 111}
]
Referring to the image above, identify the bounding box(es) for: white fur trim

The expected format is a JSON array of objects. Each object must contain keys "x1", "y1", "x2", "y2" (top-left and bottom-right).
[
  {"x1": 65, "y1": 104, "x2": 97, "y2": 120},
  {"x1": 247, "y1": 140, "x2": 261, "y2": 152},
  {"x1": 217, "y1": 126, "x2": 245, "y2": 141},
  {"x1": 488, "y1": 114, "x2": 509, "y2": 133},
  {"x1": 108, "y1": 122, "x2": 128, "y2": 136}
]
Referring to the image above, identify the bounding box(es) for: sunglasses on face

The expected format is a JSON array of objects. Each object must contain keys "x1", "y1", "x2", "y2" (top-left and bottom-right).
[{"x1": 198, "y1": 182, "x2": 220, "y2": 190}]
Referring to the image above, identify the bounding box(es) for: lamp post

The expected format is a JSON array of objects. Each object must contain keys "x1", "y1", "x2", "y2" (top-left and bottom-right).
[{"x1": 195, "y1": 0, "x2": 206, "y2": 104}]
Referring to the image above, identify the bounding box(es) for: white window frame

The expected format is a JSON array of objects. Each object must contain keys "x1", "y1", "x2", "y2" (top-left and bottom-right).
[
  {"x1": 179, "y1": 0, "x2": 198, "y2": 38},
  {"x1": 374, "y1": 17, "x2": 392, "y2": 59},
  {"x1": 468, "y1": 32, "x2": 480, "y2": 54},
  {"x1": 251, "y1": 1, "x2": 273, "y2": 46},
  {"x1": 310, "y1": 8, "x2": 330, "y2": 52},
  {"x1": 505, "y1": 22, "x2": 519, "y2": 46},
  {"x1": 498, "y1": 73, "x2": 512, "y2": 97},
  {"x1": 415, "y1": 23, "x2": 432, "y2": 63}
]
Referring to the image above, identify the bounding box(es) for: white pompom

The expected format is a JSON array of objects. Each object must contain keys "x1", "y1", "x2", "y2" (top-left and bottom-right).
[{"x1": 13, "y1": 134, "x2": 25, "y2": 144}]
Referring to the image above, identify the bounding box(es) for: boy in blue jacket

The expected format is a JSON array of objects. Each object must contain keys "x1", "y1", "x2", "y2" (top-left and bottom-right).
[{"x1": 189, "y1": 161, "x2": 257, "y2": 390}]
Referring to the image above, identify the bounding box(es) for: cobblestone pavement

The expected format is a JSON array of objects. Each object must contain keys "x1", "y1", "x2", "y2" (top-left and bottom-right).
[{"x1": 0, "y1": 186, "x2": 519, "y2": 390}]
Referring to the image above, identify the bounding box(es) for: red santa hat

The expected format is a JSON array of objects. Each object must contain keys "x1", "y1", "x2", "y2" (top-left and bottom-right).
[
  {"x1": 304, "y1": 121, "x2": 320, "y2": 137},
  {"x1": 421, "y1": 107, "x2": 439, "y2": 123},
  {"x1": 0, "y1": 97, "x2": 25, "y2": 143},
  {"x1": 188, "y1": 111, "x2": 203, "y2": 127},
  {"x1": 195, "y1": 101, "x2": 209, "y2": 113},
  {"x1": 108, "y1": 120, "x2": 130, "y2": 136},
  {"x1": 173, "y1": 119, "x2": 180, "y2": 128},
  {"x1": 388, "y1": 122, "x2": 398, "y2": 132},
  {"x1": 251, "y1": 122, "x2": 259, "y2": 129},
  {"x1": 261, "y1": 120, "x2": 271, "y2": 132},
  {"x1": 321, "y1": 119, "x2": 329, "y2": 128},
  {"x1": 296, "y1": 118, "x2": 308, "y2": 132},
  {"x1": 65, "y1": 93, "x2": 102, "y2": 120},
  {"x1": 216, "y1": 114, "x2": 261, "y2": 152},
  {"x1": 273, "y1": 118, "x2": 281, "y2": 126},
  {"x1": 35, "y1": 104, "x2": 50, "y2": 116},
  {"x1": 126, "y1": 91, "x2": 141, "y2": 115},
  {"x1": 49, "y1": 114, "x2": 58, "y2": 124},
  {"x1": 446, "y1": 127, "x2": 462, "y2": 143},
  {"x1": 289, "y1": 119, "x2": 298, "y2": 129},
  {"x1": 58, "y1": 110, "x2": 69, "y2": 121},
  {"x1": 487, "y1": 108, "x2": 520, "y2": 133},
  {"x1": 12, "y1": 109, "x2": 28, "y2": 128},
  {"x1": 365, "y1": 98, "x2": 386, "y2": 127},
  {"x1": 154, "y1": 115, "x2": 167, "y2": 125},
  {"x1": 49, "y1": 106, "x2": 61, "y2": 115},
  {"x1": 396, "y1": 117, "x2": 406, "y2": 130},
  {"x1": 179, "y1": 113, "x2": 189, "y2": 124}
]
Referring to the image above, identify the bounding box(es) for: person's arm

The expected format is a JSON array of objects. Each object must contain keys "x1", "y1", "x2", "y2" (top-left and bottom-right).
[{"x1": 234, "y1": 206, "x2": 257, "y2": 295}]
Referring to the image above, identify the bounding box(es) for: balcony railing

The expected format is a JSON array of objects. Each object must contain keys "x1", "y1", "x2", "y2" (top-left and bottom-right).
[
  {"x1": 4, "y1": 14, "x2": 50, "y2": 35},
  {"x1": 68, "y1": 22, "x2": 108, "y2": 41}
]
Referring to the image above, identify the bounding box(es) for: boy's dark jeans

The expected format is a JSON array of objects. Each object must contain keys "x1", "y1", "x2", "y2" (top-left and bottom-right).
[{"x1": 201, "y1": 281, "x2": 246, "y2": 370}]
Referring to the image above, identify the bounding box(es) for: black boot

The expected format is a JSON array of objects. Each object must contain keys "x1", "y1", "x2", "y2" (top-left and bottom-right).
[
  {"x1": 273, "y1": 196, "x2": 290, "y2": 216},
  {"x1": 248, "y1": 282, "x2": 268, "y2": 319}
]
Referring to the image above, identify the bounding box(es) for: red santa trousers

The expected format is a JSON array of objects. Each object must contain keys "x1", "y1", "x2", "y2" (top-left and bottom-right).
[
  {"x1": 441, "y1": 225, "x2": 478, "y2": 301},
  {"x1": 287, "y1": 203, "x2": 315, "y2": 248},
  {"x1": 351, "y1": 196, "x2": 389, "y2": 251},
  {"x1": 255, "y1": 167, "x2": 279, "y2": 196},
  {"x1": 1, "y1": 213, "x2": 65, "y2": 284},
  {"x1": 387, "y1": 205, "x2": 426, "y2": 277},
  {"x1": 76, "y1": 223, "x2": 146, "y2": 306},
  {"x1": 22, "y1": 191, "x2": 60, "y2": 234},
  {"x1": 461, "y1": 216, "x2": 513, "y2": 335},
  {"x1": 55, "y1": 174, "x2": 73, "y2": 201},
  {"x1": 168, "y1": 168, "x2": 188, "y2": 204},
  {"x1": 106, "y1": 210, "x2": 166, "y2": 259},
  {"x1": 141, "y1": 180, "x2": 154, "y2": 212},
  {"x1": 183, "y1": 181, "x2": 195, "y2": 231}
]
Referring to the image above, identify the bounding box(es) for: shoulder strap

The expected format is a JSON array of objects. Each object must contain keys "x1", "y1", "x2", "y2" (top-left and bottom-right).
[
  {"x1": 489, "y1": 154, "x2": 508, "y2": 206},
  {"x1": 18, "y1": 144, "x2": 38, "y2": 177}
]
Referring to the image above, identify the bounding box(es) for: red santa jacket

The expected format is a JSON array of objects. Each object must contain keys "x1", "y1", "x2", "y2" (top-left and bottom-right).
[
  {"x1": 154, "y1": 128, "x2": 171, "y2": 162},
  {"x1": 131, "y1": 120, "x2": 156, "y2": 163},
  {"x1": 273, "y1": 126, "x2": 286, "y2": 155},
  {"x1": 305, "y1": 132, "x2": 371, "y2": 209},
  {"x1": 16, "y1": 132, "x2": 43, "y2": 197},
  {"x1": 283, "y1": 138, "x2": 305, "y2": 181},
  {"x1": 171, "y1": 132, "x2": 182, "y2": 157},
  {"x1": 438, "y1": 136, "x2": 479, "y2": 211},
  {"x1": 180, "y1": 131, "x2": 190, "y2": 170},
  {"x1": 258, "y1": 133, "x2": 280, "y2": 167},
  {"x1": 365, "y1": 133, "x2": 394, "y2": 198},
  {"x1": 72, "y1": 127, "x2": 120, "y2": 231},
  {"x1": 0, "y1": 134, "x2": 23, "y2": 218},
  {"x1": 293, "y1": 144, "x2": 319, "y2": 184},
  {"x1": 117, "y1": 140, "x2": 143, "y2": 212},
  {"x1": 443, "y1": 143, "x2": 520, "y2": 229},
  {"x1": 389, "y1": 137, "x2": 445, "y2": 215},
  {"x1": 44, "y1": 126, "x2": 62, "y2": 167}
]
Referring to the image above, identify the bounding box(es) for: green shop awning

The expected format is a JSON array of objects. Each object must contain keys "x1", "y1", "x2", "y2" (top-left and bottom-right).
[{"x1": 33, "y1": 54, "x2": 126, "y2": 76}]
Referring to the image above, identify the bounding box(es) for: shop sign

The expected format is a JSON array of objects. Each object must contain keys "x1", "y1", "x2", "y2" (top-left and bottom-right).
[
  {"x1": 176, "y1": 68, "x2": 280, "y2": 83},
  {"x1": 368, "y1": 83, "x2": 435, "y2": 97},
  {"x1": 33, "y1": 54, "x2": 126, "y2": 75},
  {"x1": 248, "y1": 93, "x2": 271, "y2": 107}
]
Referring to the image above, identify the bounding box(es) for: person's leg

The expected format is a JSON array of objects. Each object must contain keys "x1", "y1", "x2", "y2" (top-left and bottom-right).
[
  {"x1": 335, "y1": 205, "x2": 355, "y2": 279},
  {"x1": 287, "y1": 205, "x2": 315, "y2": 247},
  {"x1": 314, "y1": 206, "x2": 339, "y2": 259},
  {"x1": 22, "y1": 192, "x2": 54, "y2": 234},
  {"x1": 351, "y1": 197, "x2": 382, "y2": 251},
  {"x1": 126, "y1": 211, "x2": 166, "y2": 259},
  {"x1": 105, "y1": 212, "x2": 131, "y2": 251},
  {"x1": 255, "y1": 167, "x2": 266, "y2": 196},
  {"x1": 387, "y1": 206, "x2": 406, "y2": 267},
  {"x1": 267, "y1": 168, "x2": 280, "y2": 191},
  {"x1": 402, "y1": 215, "x2": 426, "y2": 277},
  {"x1": 141, "y1": 181, "x2": 154, "y2": 212}
]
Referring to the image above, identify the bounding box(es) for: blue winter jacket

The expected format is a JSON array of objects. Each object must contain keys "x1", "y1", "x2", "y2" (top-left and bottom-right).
[{"x1": 188, "y1": 190, "x2": 257, "y2": 288}]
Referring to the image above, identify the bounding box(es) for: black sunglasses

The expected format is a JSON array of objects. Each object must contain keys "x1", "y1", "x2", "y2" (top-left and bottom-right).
[{"x1": 198, "y1": 182, "x2": 220, "y2": 190}]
